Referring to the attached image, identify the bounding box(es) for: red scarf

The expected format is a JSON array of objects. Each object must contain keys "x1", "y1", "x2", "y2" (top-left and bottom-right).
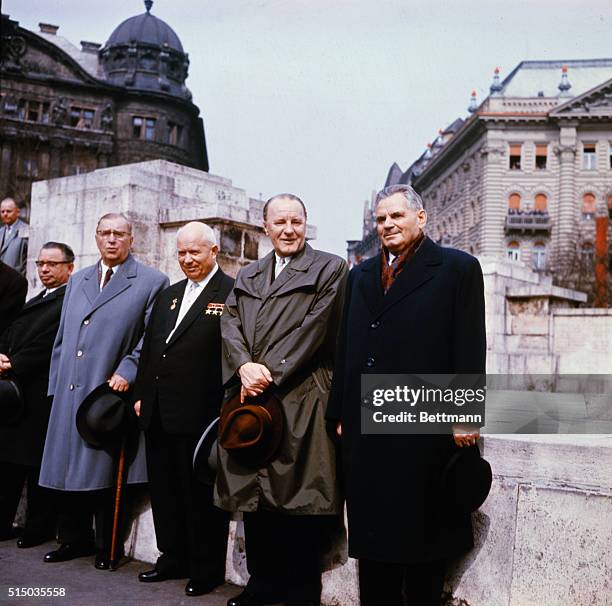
[{"x1": 381, "y1": 232, "x2": 425, "y2": 294}]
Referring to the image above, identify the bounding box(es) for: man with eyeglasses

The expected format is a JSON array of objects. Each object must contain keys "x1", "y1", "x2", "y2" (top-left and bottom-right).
[
  {"x1": 39, "y1": 213, "x2": 168, "y2": 570},
  {"x1": 0, "y1": 242, "x2": 74, "y2": 547}
]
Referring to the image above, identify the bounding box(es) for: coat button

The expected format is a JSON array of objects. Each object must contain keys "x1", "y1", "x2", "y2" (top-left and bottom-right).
[
  {"x1": 280, "y1": 359, "x2": 286, "y2": 364},
  {"x1": 83, "y1": 319, "x2": 90, "y2": 325},
  {"x1": 77, "y1": 350, "x2": 83, "y2": 357},
  {"x1": 69, "y1": 384, "x2": 75, "y2": 391},
  {"x1": 370, "y1": 321, "x2": 380, "y2": 329},
  {"x1": 366, "y1": 357, "x2": 375, "y2": 367},
  {"x1": 162, "y1": 354, "x2": 166, "y2": 358}
]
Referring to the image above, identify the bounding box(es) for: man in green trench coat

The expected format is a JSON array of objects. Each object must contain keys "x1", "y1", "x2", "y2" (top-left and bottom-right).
[{"x1": 216, "y1": 193, "x2": 348, "y2": 606}]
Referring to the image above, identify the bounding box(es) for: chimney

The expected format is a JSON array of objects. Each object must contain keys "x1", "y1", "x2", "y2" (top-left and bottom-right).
[
  {"x1": 39, "y1": 23, "x2": 59, "y2": 35},
  {"x1": 81, "y1": 41, "x2": 102, "y2": 53}
]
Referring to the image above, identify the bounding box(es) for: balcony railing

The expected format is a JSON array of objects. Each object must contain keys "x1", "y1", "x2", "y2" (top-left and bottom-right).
[{"x1": 504, "y1": 212, "x2": 551, "y2": 234}]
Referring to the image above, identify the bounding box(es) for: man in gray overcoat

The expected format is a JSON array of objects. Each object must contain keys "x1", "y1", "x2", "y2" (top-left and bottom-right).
[
  {"x1": 39, "y1": 213, "x2": 168, "y2": 570},
  {"x1": 0, "y1": 197, "x2": 28, "y2": 275},
  {"x1": 217, "y1": 194, "x2": 348, "y2": 606}
]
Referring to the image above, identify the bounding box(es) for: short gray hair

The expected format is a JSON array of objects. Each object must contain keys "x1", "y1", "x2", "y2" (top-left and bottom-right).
[
  {"x1": 96, "y1": 212, "x2": 133, "y2": 233},
  {"x1": 263, "y1": 193, "x2": 307, "y2": 221},
  {"x1": 375, "y1": 184, "x2": 423, "y2": 211},
  {"x1": 176, "y1": 221, "x2": 217, "y2": 246}
]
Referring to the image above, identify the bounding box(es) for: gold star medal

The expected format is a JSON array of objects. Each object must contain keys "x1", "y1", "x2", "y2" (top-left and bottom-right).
[{"x1": 205, "y1": 303, "x2": 225, "y2": 316}]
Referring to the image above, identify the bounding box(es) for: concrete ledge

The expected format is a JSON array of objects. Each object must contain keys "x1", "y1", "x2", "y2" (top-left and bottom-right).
[{"x1": 122, "y1": 435, "x2": 612, "y2": 605}]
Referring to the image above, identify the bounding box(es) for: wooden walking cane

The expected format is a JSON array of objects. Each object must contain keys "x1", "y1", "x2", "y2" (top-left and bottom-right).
[{"x1": 109, "y1": 434, "x2": 126, "y2": 571}]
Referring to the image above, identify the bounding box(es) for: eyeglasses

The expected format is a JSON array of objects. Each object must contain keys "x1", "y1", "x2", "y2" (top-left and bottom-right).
[
  {"x1": 35, "y1": 261, "x2": 71, "y2": 268},
  {"x1": 96, "y1": 229, "x2": 130, "y2": 240}
]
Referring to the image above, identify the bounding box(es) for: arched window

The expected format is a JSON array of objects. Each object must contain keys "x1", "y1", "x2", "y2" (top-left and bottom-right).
[
  {"x1": 507, "y1": 241, "x2": 520, "y2": 262},
  {"x1": 508, "y1": 193, "x2": 521, "y2": 213},
  {"x1": 534, "y1": 193, "x2": 548, "y2": 213},
  {"x1": 582, "y1": 193, "x2": 596, "y2": 218},
  {"x1": 608, "y1": 194, "x2": 612, "y2": 219},
  {"x1": 532, "y1": 242, "x2": 546, "y2": 270}
]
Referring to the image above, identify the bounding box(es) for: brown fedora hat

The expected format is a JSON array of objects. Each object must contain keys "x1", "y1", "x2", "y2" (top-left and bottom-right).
[{"x1": 219, "y1": 392, "x2": 283, "y2": 468}]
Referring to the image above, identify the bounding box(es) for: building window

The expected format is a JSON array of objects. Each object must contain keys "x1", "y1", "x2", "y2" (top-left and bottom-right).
[
  {"x1": 509, "y1": 144, "x2": 522, "y2": 170},
  {"x1": 2, "y1": 96, "x2": 18, "y2": 116},
  {"x1": 581, "y1": 242, "x2": 594, "y2": 265},
  {"x1": 532, "y1": 242, "x2": 547, "y2": 270},
  {"x1": 167, "y1": 122, "x2": 183, "y2": 146},
  {"x1": 133, "y1": 116, "x2": 156, "y2": 140},
  {"x1": 69, "y1": 107, "x2": 95, "y2": 129},
  {"x1": 15, "y1": 99, "x2": 50, "y2": 123},
  {"x1": 535, "y1": 144, "x2": 548, "y2": 170},
  {"x1": 582, "y1": 193, "x2": 596, "y2": 219},
  {"x1": 22, "y1": 159, "x2": 38, "y2": 177},
  {"x1": 608, "y1": 195, "x2": 612, "y2": 219},
  {"x1": 507, "y1": 241, "x2": 520, "y2": 261},
  {"x1": 609, "y1": 143, "x2": 612, "y2": 169},
  {"x1": 508, "y1": 193, "x2": 521, "y2": 213},
  {"x1": 534, "y1": 193, "x2": 548, "y2": 213},
  {"x1": 582, "y1": 143, "x2": 597, "y2": 170}
]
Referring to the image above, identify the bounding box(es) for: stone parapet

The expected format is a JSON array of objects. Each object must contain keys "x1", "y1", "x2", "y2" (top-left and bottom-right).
[{"x1": 123, "y1": 435, "x2": 612, "y2": 605}]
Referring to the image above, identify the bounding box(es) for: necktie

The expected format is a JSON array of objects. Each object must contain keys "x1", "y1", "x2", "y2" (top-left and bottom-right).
[
  {"x1": 102, "y1": 267, "x2": 113, "y2": 289},
  {"x1": 273, "y1": 256, "x2": 287, "y2": 281}
]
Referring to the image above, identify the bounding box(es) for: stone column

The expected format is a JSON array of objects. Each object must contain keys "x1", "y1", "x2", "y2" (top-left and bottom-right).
[
  {"x1": 553, "y1": 123, "x2": 578, "y2": 277},
  {"x1": 479, "y1": 127, "x2": 506, "y2": 258}
]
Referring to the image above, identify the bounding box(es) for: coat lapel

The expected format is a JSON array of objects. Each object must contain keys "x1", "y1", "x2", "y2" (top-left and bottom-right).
[
  {"x1": 358, "y1": 255, "x2": 384, "y2": 317},
  {"x1": 83, "y1": 255, "x2": 136, "y2": 315},
  {"x1": 164, "y1": 280, "x2": 186, "y2": 338},
  {"x1": 240, "y1": 252, "x2": 274, "y2": 300},
  {"x1": 377, "y1": 237, "x2": 442, "y2": 317},
  {"x1": 22, "y1": 285, "x2": 66, "y2": 312},
  {"x1": 165, "y1": 269, "x2": 224, "y2": 349},
  {"x1": 263, "y1": 244, "x2": 315, "y2": 302},
  {"x1": 0, "y1": 224, "x2": 17, "y2": 255}
]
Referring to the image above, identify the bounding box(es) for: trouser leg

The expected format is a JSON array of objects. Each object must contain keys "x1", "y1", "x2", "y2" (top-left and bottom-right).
[
  {"x1": 19, "y1": 466, "x2": 56, "y2": 540},
  {"x1": 175, "y1": 433, "x2": 229, "y2": 582},
  {"x1": 56, "y1": 491, "x2": 95, "y2": 546},
  {"x1": 403, "y1": 559, "x2": 446, "y2": 606},
  {"x1": 358, "y1": 558, "x2": 406, "y2": 606},
  {"x1": 0, "y1": 461, "x2": 26, "y2": 537},
  {"x1": 243, "y1": 510, "x2": 329, "y2": 603},
  {"x1": 145, "y1": 415, "x2": 188, "y2": 575}
]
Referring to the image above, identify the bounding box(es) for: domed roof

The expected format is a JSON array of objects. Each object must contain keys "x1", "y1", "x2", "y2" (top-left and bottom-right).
[{"x1": 105, "y1": 1, "x2": 183, "y2": 53}]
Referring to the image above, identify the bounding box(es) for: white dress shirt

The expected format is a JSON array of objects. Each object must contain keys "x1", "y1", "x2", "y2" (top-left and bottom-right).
[
  {"x1": 166, "y1": 264, "x2": 218, "y2": 343},
  {"x1": 99, "y1": 260, "x2": 123, "y2": 291},
  {"x1": 274, "y1": 253, "x2": 291, "y2": 280}
]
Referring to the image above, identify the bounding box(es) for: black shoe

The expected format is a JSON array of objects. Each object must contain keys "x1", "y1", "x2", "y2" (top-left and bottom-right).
[
  {"x1": 185, "y1": 577, "x2": 223, "y2": 597},
  {"x1": 94, "y1": 552, "x2": 110, "y2": 570},
  {"x1": 17, "y1": 533, "x2": 52, "y2": 549},
  {"x1": 44, "y1": 543, "x2": 95, "y2": 563},
  {"x1": 138, "y1": 568, "x2": 171, "y2": 583},
  {"x1": 227, "y1": 589, "x2": 268, "y2": 606}
]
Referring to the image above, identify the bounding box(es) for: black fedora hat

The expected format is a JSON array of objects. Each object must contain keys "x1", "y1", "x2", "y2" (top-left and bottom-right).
[
  {"x1": 76, "y1": 383, "x2": 136, "y2": 449},
  {"x1": 0, "y1": 378, "x2": 24, "y2": 425},
  {"x1": 439, "y1": 445, "x2": 492, "y2": 513},
  {"x1": 193, "y1": 417, "x2": 220, "y2": 486},
  {"x1": 218, "y1": 392, "x2": 284, "y2": 468}
]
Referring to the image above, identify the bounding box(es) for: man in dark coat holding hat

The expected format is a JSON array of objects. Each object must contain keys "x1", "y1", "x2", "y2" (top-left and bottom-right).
[
  {"x1": 218, "y1": 193, "x2": 348, "y2": 606},
  {"x1": 133, "y1": 221, "x2": 233, "y2": 597},
  {"x1": 0, "y1": 260, "x2": 27, "y2": 336},
  {"x1": 0, "y1": 242, "x2": 74, "y2": 546},
  {"x1": 327, "y1": 184, "x2": 487, "y2": 606}
]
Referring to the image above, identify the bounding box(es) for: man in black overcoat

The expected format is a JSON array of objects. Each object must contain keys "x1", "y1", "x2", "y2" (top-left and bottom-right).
[
  {"x1": 327, "y1": 184, "x2": 486, "y2": 606},
  {"x1": 133, "y1": 221, "x2": 233, "y2": 598},
  {"x1": 0, "y1": 260, "x2": 27, "y2": 336},
  {"x1": 0, "y1": 242, "x2": 74, "y2": 546}
]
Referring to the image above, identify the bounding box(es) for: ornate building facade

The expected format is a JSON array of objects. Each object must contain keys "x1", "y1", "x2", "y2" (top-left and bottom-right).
[
  {"x1": 0, "y1": 1, "x2": 208, "y2": 219},
  {"x1": 350, "y1": 59, "x2": 612, "y2": 303}
]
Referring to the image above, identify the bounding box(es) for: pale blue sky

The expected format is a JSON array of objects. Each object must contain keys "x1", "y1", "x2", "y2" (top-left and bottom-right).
[{"x1": 4, "y1": 0, "x2": 612, "y2": 255}]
